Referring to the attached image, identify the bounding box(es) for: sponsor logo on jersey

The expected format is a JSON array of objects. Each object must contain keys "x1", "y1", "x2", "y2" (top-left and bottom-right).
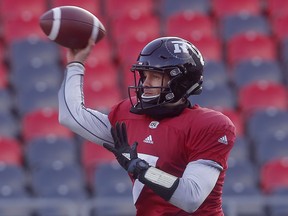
[
  {"x1": 143, "y1": 135, "x2": 154, "y2": 144},
  {"x1": 149, "y1": 121, "x2": 159, "y2": 129},
  {"x1": 218, "y1": 135, "x2": 228, "y2": 145}
]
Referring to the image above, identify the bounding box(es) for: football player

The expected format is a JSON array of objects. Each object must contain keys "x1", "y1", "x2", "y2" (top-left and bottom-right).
[{"x1": 58, "y1": 37, "x2": 236, "y2": 215}]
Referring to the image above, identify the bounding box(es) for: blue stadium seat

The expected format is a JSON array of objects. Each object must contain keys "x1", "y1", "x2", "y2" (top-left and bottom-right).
[
  {"x1": 0, "y1": 164, "x2": 29, "y2": 199},
  {"x1": 92, "y1": 161, "x2": 135, "y2": 216},
  {"x1": 8, "y1": 38, "x2": 61, "y2": 72},
  {"x1": 232, "y1": 59, "x2": 283, "y2": 88},
  {"x1": 0, "y1": 89, "x2": 15, "y2": 114},
  {"x1": 246, "y1": 108, "x2": 288, "y2": 144},
  {"x1": 160, "y1": 0, "x2": 211, "y2": 18},
  {"x1": 25, "y1": 136, "x2": 78, "y2": 171},
  {"x1": 228, "y1": 136, "x2": 251, "y2": 166},
  {"x1": 220, "y1": 13, "x2": 270, "y2": 41},
  {"x1": 189, "y1": 84, "x2": 237, "y2": 110},
  {"x1": 16, "y1": 85, "x2": 59, "y2": 116},
  {"x1": 255, "y1": 132, "x2": 288, "y2": 166},
  {"x1": 0, "y1": 112, "x2": 19, "y2": 138},
  {"x1": 92, "y1": 161, "x2": 132, "y2": 198},
  {"x1": 31, "y1": 165, "x2": 87, "y2": 199},
  {"x1": 223, "y1": 161, "x2": 260, "y2": 196},
  {"x1": 10, "y1": 64, "x2": 63, "y2": 93},
  {"x1": 203, "y1": 61, "x2": 229, "y2": 87}
]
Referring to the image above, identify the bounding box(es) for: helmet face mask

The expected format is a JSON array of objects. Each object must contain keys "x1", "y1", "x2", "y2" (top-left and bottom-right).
[{"x1": 129, "y1": 37, "x2": 204, "y2": 116}]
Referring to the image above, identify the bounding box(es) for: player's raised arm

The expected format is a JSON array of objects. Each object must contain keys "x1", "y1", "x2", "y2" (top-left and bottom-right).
[{"x1": 58, "y1": 39, "x2": 113, "y2": 146}]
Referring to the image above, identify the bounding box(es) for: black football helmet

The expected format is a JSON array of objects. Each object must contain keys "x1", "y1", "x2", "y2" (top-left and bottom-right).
[{"x1": 129, "y1": 36, "x2": 204, "y2": 118}]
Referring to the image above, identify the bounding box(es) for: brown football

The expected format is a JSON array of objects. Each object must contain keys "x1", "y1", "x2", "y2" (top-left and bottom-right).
[{"x1": 39, "y1": 6, "x2": 106, "y2": 49}]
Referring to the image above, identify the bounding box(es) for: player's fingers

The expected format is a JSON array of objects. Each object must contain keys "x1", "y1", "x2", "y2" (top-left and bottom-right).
[
  {"x1": 121, "y1": 122, "x2": 128, "y2": 145},
  {"x1": 111, "y1": 126, "x2": 120, "y2": 149}
]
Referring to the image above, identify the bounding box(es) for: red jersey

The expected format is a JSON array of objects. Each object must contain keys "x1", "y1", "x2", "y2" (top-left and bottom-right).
[{"x1": 108, "y1": 99, "x2": 236, "y2": 216}]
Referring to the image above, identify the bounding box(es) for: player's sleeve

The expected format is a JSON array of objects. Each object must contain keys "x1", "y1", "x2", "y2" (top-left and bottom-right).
[{"x1": 58, "y1": 62, "x2": 114, "y2": 145}]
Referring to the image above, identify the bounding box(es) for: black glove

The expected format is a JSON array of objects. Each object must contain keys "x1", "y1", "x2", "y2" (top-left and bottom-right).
[{"x1": 103, "y1": 122, "x2": 150, "y2": 178}]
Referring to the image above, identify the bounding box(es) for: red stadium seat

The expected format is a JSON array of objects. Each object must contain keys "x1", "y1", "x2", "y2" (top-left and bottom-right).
[
  {"x1": 271, "y1": 13, "x2": 288, "y2": 42},
  {"x1": 104, "y1": 0, "x2": 155, "y2": 19},
  {"x1": 0, "y1": 0, "x2": 47, "y2": 21},
  {"x1": 266, "y1": 0, "x2": 288, "y2": 19},
  {"x1": 109, "y1": 12, "x2": 160, "y2": 45},
  {"x1": 212, "y1": 0, "x2": 262, "y2": 19},
  {"x1": 116, "y1": 34, "x2": 156, "y2": 65},
  {"x1": 226, "y1": 32, "x2": 277, "y2": 67},
  {"x1": 165, "y1": 11, "x2": 216, "y2": 39},
  {"x1": 2, "y1": 16, "x2": 46, "y2": 44},
  {"x1": 220, "y1": 109, "x2": 244, "y2": 137},
  {"x1": 51, "y1": 0, "x2": 102, "y2": 17},
  {"x1": 83, "y1": 85, "x2": 123, "y2": 112},
  {"x1": 260, "y1": 157, "x2": 288, "y2": 194},
  {"x1": 0, "y1": 137, "x2": 22, "y2": 166},
  {"x1": 84, "y1": 63, "x2": 119, "y2": 95},
  {"x1": 0, "y1": 63, "x2": 8, "y2": 89},
  {"x1": 81, "y1": 141, "x2": 115, "y2": 183},
  {"x1": 189, "y1": 35, "x2": 223, "y2": 62},
  {"x1": 238, "y1": 81, "x2": 288, "y2": 117},
  {"x1": 22, "y1": 108, "x2": 74, "y2": 142}
]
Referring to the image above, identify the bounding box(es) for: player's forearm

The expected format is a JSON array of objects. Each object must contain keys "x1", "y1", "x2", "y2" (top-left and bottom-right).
[
  {"x1": 58, "y1": 63, "x2": 114, "y2": 145},
  {"x1": 136, "y1": 160, "x2": 221, "y2": 213}
]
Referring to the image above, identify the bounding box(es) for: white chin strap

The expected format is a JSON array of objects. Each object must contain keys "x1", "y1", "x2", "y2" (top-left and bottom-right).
[{"x1": 141, "y1": 93, "x2": 160, "y2": 103}]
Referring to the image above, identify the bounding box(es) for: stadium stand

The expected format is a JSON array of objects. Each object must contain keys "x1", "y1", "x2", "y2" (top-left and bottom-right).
[{"x1": 0, "y1": 0, "x2": 288, "y2": 215}]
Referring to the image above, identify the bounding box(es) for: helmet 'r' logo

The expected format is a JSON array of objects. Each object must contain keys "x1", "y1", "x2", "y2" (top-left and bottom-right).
[{"x1": 172, "y1": 41, "x2": 189, "y2": 54}]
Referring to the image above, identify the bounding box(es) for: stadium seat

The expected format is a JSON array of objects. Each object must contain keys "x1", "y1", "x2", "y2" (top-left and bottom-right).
[
  {"x1": 104, "y1": 0, "x2": 155, "y2": 19},
  {"x1": 92, "y1": 161, "x2": 132, "y2": 198},
  {"x1": 11, "y1": 64, "x2": 63, "y2": 93},
  {"x1": 265, "y1": 0, "x2": 288, "y2": 19},
  {"x1": 83, "y1": 85, "x2": 123, "y2": 113},
  {"x1": 2, "y1": 16, "x2": 47, "y2": 44},
  {"x1": 212, "y1": 0, "x2": 262, "y2": 19},
  {"x1": 0, "y1": 164, "x2": 29, "y2": 199},
  {"x1": 271, "y1": 13, "x2": 288, "y2": 42},
  {"x1": 260, "y1": 157, "x2": 288, "y2": 194},
  {"x1": 223, "y1": 161, "x2": 261, "y2": 196},
  {"x1": 82, "y1": 141, "x2": 115, "y2": 184},
  {"x1": 160, "y1": 0, "x2": 211, "y2": 18},
  {"x1": 227, "y1": 136, "x2": 251, "y2": 166},
  {"x1": 15, "y1": 84, "x2": 59, "y2": 116},
  {"x1": 8, "y1": 37, "x2": 61, "y2": 73},
  {"x1": 51, "y1": 0, "x2": 102, "y2": 16},
  {"x1": 165, "y1": 11, "x2": 216, "y2": 39},
  {"x1": 31, "y1": 165, "x2": 87, "y2": 199},
  {"x1": 189, "y1": 84, "x2": 237, "y2": 110},
  {"x1": 246, "y1": 108, "x2": 288, "y2": 144},
  {"x1": 115, "y1": 34, "x2": 156, "y2": 65},
  {"x1": 109, "y1": 12, "x2": 160, "y2": 45},
  {"x1": 202, "y1": 61, "x2": 228, "y2": 87},
  {"x1": 84, "y1": 63, "x2": 119, "y2": 93},
  {"x1": 220, "y1": 13, "x2": 270, "y2": 41},
  {"x1": 232, "y1": 59, "x2": 283, "y2": 89},
  {"x1": 255, "y1": 132, "x2": 288, "y2": 166},
  {"x1": 0, "y1": 89, "x2": 15, "y2": 114},
  {"x1": 0, "y1": 112, "x2": 20, "y2": 138},
  {"x1": 21, "y1": 108, "x2": 73, "y2": 142},
  {"x1": 223, "y1": 161, "x2": 266, "y2": 216},
  {"x1": 226, "y1": 32, "x2": 277, "y2": 67},
  {"x1": 268, "y1": 188, "x2": 288, "y2": 216},
  {"x1": 0, "y1": 0, "x2": 47, "y2": 21},
  {"x1": 0, "y1": 136, "x2": 22, "y2": 166},
  {"x1": 221, "y1": 109, "x2": 244, "y2": 136},
  {"x1": 238, "y1": 81, "x2": 288, "y2": 117},
  {"x1": 0, "y1": 63, "x2": 8, "y2": 90},
  {"x1": 25, "y1": 136, "x2": 78, "y2": 171},
  {"x1": 83, "y1": 38, "x2": 113, "y2": 67}
]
